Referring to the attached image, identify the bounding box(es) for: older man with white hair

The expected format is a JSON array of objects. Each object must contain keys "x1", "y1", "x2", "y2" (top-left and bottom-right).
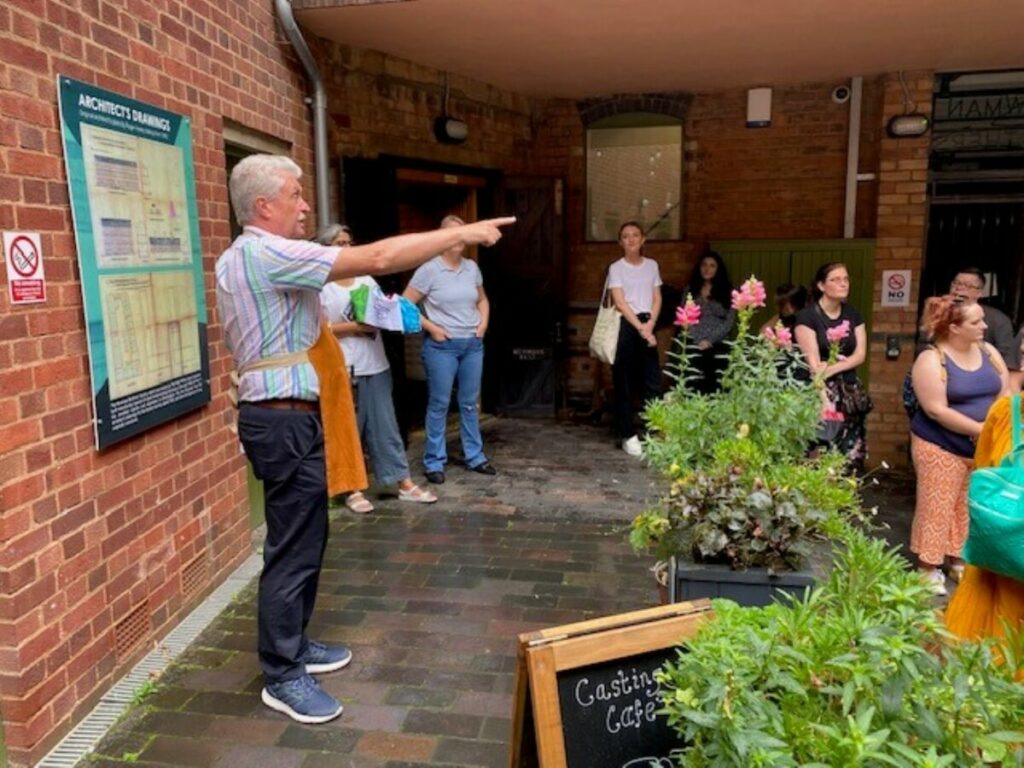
[{"x1": 216, "y1": 154, "x2": 512, "y2": 723}]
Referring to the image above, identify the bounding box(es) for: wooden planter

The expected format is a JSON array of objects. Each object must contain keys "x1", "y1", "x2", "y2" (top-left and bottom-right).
[{"x1": 668, "y1": 557, "x2": 817, "y2": 607}]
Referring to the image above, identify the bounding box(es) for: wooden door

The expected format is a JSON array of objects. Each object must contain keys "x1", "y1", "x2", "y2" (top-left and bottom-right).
[{"x1": 487, "y1": 178, "x2": 566, "y2": 416}]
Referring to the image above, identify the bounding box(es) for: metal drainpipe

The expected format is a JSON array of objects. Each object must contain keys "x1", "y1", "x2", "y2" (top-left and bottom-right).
[
  {"x1": 843, "y1": 76, "x2": 864, "y2": 238},
  {"x1": 274, "y1": 0, "x2": 330, "y2": 232}
]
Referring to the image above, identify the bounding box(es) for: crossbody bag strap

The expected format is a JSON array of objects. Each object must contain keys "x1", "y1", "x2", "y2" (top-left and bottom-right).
[
  {"x1": 978, "y1": 341, "x2": 1004, "y2": 375},
  {"x1": 929, "y1": 344, "x2": 947, "y2": 386}
]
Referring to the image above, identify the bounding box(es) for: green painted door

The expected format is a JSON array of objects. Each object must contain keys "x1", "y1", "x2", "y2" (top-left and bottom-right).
[{"x1": 713, "y1": 239, "x2": 875, "y2": 384}]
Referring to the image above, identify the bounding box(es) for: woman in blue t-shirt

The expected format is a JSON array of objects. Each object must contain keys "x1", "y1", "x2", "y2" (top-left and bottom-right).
[
  {"x1": 794, "y1": 262, "x2": 870, "y2": 471},
  {"x1": 403, "y1": 215, "x2": 494, "y2": 485}
]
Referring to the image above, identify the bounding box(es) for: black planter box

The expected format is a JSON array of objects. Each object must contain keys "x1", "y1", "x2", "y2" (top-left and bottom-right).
[{"x1": 670, "y1": 559, "x2": 817, "y2": 607}]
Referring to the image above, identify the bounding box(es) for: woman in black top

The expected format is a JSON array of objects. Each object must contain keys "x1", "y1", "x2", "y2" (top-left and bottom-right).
[{"x1": 795, "y1": 262, "x2": 870, "y2": 471}]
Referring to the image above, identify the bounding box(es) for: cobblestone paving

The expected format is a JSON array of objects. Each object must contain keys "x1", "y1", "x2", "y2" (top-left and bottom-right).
[
  {"x1": 83, "y1": 418, "x2": 916, "y2": 767},
  {"x1": 83, "y1": 419, "x2": 667, "y2": 767}
]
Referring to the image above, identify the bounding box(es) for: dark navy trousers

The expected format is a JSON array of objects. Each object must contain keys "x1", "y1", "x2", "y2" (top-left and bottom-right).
[{"x1": 237, "y1": 404, "x2": 328, "y2": 683}]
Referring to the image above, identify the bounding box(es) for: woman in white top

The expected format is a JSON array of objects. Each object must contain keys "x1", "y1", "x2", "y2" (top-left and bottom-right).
[
  {"x1": 316, "y1": 224, "x2": 437, "y2": 512},
  {"x1": 607, "y1": 221, "x2": 663, "y2": 456}
]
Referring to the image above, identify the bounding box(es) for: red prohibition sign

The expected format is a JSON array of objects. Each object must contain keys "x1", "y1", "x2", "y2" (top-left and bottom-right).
[
  {"x1": 887, "y1": 273, "x2": 906, "y2": 291},
  {"x1": 9, "y1": 236, "x2": 39, "y2": 278}
]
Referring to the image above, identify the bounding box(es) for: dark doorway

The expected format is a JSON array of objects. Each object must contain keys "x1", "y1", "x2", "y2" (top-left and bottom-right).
[
  {"x1": 340, "y1": 156, "x2": 498, "y2": 441},
  {"x1": 486, "y1": 178, "x2": 567, "y2": 416},
  {"x1": 922, "y1": 204, "x2": 1024, "y2": 322},
  {"x1": 921, "y1": 70, "x2": 1024, "y2": 329}
]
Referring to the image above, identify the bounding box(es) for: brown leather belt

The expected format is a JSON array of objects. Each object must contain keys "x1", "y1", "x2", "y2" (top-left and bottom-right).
[{"x1": 243, "y1": 398, "x2": 320, "y2": 413}]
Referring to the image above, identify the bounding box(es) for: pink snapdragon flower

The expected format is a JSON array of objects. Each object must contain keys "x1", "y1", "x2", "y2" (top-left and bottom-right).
[
  {"x1": 731, "y1": 277, "x2": 767, "y2": 311},
  {"x1": 825, "y1": 320, "x2": 851, "y2": 344},
  {"x1": 763, "y1": 322, "x2": 793, "y2": 348},
  {"x1": 674, "y1": 296, "x2": 702, "y2": 328}
]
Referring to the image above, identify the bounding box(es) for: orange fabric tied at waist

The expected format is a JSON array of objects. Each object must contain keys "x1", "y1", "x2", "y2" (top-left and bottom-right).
[{"x1": 308, "y1": 319, "x2": 368, "y2": 497}]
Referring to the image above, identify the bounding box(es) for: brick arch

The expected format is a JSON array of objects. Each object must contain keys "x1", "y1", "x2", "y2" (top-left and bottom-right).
[{"x1": 576, "y1": 92, "x2": 692, "y2": 125}]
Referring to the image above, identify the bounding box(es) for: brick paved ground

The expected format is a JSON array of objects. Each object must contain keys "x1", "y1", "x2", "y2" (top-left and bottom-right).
[{"x1": 81, "y1": 417, "x2": 914, "y2": 767}]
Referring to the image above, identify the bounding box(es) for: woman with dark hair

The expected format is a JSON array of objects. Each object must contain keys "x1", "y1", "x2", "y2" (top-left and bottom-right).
[
  {"x1": 794, "y1": 262, "x2": 870, "y2": 470},
  {"x1": 759, "y1": 283, "x2": 808, "y2": 335},
  {"x1": 607, "y1": 221, "x2": 663, "y2": 457},
  {"x1": 910, "y1": 295, "x2": 1007, "y2": 594},
  {"x1": 683, "y1": 251, "x2": 735, "y2": 394}
]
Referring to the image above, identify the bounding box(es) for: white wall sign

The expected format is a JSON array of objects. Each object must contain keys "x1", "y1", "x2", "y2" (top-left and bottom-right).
[
  {"x1": 3, "y1": 231, "x2": 46, "y2": 304},
  {"x1": 881, "y1": 269, "x2": 911, "y2": 307}
]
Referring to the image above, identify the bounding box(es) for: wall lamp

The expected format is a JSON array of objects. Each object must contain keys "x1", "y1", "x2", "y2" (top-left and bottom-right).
[{"x1": 887, "y1": 113, "x2": 930, "y2": 138}]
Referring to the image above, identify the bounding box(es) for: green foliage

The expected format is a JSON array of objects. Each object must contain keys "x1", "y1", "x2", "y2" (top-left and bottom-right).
[
  {"x1": 656, "y1": 528, "x2": 1024, "y2": 767},
  {"x1": 643, "y1": 308, "x2": 821, "y2": 476},
  {"x1": 633, "y1": 290, "x2": 863, "y2": 570},
  {"x1": 129, "y1": 679, "x2": 159, "y2": 706}
]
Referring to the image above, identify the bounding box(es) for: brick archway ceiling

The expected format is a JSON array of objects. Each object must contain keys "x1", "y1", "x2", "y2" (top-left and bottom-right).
[{"x1": 295, "y1": 0, "x2": 1024, "y2": 98}]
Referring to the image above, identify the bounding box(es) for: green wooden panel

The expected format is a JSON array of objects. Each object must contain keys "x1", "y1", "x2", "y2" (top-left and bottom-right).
[
  {"x1": 717, "y1": 248, "x2": 791, "y2": 332},
  {"x1": 713, "y1": 240, "x2": 875, "y2": 385}
]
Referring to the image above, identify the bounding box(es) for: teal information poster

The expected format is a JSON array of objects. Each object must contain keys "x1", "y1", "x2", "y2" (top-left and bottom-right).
[{"x1": 58, "y1": 76, "x2": 210, "y2": 449}]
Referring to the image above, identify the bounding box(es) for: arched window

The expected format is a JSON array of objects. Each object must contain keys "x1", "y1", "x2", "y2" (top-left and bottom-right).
[{"x1": 586, "y1": 113, "x2": 683, "y2": 241}]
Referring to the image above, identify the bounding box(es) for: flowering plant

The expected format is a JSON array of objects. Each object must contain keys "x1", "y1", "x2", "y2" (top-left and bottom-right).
[
  {"x1": 818, "y1": 319, "x2": 851, "y2": 423},
  {"x1": 632, "y1": 275, "x2": 861, "y2": 571}
]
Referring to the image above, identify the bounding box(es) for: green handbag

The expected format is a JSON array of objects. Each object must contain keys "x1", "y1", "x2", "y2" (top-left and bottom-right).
[{"x1": 963, "y1": 393, "x2": 1024, "y2": 581}]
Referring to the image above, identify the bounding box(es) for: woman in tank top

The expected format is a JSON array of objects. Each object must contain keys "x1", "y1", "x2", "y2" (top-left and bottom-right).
[{"x1": 909, "y1": 294, "x2": 1009, "y2": 595}]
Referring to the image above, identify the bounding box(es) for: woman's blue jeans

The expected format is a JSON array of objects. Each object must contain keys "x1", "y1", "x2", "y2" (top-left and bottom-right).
[{"x1": 421, "y1": 336, "x2": 486, "y2": 472}]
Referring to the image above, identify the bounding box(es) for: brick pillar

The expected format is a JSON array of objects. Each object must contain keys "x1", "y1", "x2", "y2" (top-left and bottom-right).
[{"x1": 867, "y1": 70, "x2": 934, "y2": 468}]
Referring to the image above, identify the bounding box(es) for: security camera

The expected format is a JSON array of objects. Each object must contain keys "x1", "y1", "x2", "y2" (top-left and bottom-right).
[{"x1": 832, "y1": 85, "x2": 851, "y2": 104}]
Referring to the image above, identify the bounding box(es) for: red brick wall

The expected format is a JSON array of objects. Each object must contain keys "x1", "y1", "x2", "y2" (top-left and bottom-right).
[
  {"x1": 316, "y1": 43, "x2": 538, "y2": 175},
  {"x1": 0, "y1": 4, "x2": 933, "y2": 755},
  {"x1": 867, "y1": 71, "x2": 934, "y2": 467},
  {"x1": 0, "y1": 0, "x2": 316, "y2": 763},
  {"x1": 541, "y1": 80, "x2": 891, "y2": 405}
]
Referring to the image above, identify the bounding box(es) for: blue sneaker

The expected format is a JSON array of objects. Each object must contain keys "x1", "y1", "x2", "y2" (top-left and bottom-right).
[
  {"x1": 261, "y1": 674, "x2": 343, "y2": 724},
  {"x1": 304, "y1": 640, "x2": 353, "y2": 674}
]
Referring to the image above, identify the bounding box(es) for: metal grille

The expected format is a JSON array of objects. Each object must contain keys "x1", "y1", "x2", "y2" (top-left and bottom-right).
[
  {"x1": 114, "y1": 600, "x2": 151, "y2": 662},
  {"x1": 181, "y1": 553, "x2": 209, "y2": 599}
]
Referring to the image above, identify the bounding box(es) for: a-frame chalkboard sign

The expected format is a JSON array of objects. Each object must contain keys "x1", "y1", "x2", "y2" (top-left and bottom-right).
[{"x1": 508, "y1": 600, "x2": 713, "y2": 768}]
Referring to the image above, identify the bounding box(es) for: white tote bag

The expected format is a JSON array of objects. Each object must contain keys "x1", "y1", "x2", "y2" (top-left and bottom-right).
[{"x1": 588, "y1": 277, "x2": 621, "y2": 365}]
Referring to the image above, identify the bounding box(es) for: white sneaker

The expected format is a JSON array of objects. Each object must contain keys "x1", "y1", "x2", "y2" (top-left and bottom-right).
[
  {"x1": 622, "y1": 435, "x2": 643, "y2": 457},
  {"x1": 922, "y1": 568, "x2": 947, "y2": 596}
]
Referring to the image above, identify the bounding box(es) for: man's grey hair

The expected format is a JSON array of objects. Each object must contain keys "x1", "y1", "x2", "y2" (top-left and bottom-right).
[{"x1": 229, "y1": 154, "x2": 302, "y2": 226}]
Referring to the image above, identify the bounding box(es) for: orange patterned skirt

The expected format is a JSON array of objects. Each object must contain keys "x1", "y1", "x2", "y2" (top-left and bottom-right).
[{"x1": 910, "y1": 433, "x2": 973, "y2": 566}]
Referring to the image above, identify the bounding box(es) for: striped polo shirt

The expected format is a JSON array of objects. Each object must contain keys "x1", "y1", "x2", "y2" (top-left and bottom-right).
[{"x1": 215, "y1": 226, "x2": 336, "y2": 402}]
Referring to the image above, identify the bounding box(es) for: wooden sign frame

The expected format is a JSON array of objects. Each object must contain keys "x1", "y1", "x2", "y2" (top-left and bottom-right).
[{"x1": 509, "y1": 600, "x2": 713, "y2": 768}]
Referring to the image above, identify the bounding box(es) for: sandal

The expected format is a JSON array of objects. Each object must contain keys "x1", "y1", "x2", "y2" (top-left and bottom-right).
[
  {"x1": 345, "y1": 491, "x2": 374, "y2": 514},
  {"x1": 398, "y1": 484, "x2": 437, "y2": 504},
  {"x1": 948, "y1": 563, "x2": 965, "y2": 583}
]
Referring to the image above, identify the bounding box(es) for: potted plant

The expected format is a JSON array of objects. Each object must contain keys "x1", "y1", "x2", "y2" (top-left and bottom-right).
[
  {"x1": 630, "y1": 277, "x2": 863, "y2": 606},
  {"x1": 655, "y1": 527, "x2": 1024, "y2": 766}
]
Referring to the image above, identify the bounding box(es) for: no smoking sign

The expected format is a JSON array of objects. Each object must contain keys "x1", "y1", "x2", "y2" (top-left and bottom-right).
[
  {"x1": 3, "y1": 231, "x2": 46, "y2": 304},
  {"x1": 881, "y1": 269, "x2": 911, "y2": 308}
]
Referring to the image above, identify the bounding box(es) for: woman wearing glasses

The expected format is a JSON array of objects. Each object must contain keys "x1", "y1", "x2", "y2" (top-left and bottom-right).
[
  {"x1": 948, "y1": 268, "x2": 1017, "y2": 367},
  {"x1": 794, "y1": 262, "x2": 871, "y2": 472}
]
